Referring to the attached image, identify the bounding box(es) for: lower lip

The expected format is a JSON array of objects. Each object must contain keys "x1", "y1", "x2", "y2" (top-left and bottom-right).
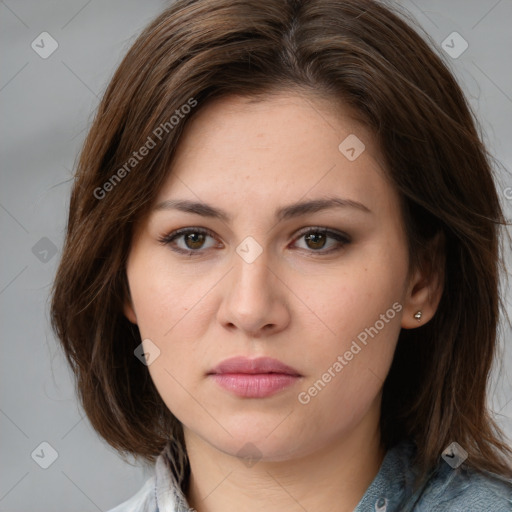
[{"x1": 209, "y1": 373, "x2": 300, "y2": 398}]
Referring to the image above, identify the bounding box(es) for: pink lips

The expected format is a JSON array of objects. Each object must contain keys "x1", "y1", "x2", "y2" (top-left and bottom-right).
[{"x1": 207, "y1": 357, "x2": 302, "y2": 398}]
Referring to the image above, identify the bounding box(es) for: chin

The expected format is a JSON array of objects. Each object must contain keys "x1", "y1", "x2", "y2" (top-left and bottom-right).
[{"x1": 193, "y1": 417, "x2": 314, "y2": 463}]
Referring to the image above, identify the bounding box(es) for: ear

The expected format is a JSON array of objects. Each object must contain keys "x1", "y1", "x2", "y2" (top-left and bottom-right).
[
  {"x1": 124, "y1": 298, "x2": 138, "y2": 325},
  {"x1": 123, "y1": 283, "x2": 138, "y2": 324},
  {"x1": 401, "y1": 230, "x2": 445, "y2": 329}
]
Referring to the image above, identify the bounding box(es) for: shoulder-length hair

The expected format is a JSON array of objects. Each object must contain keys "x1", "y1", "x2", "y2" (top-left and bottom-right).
[{"x1": 50, "y1": 0, "x2": 512, "y2": 483}]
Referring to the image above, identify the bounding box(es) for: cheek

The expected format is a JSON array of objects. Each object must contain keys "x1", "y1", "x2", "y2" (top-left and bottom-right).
[
  {"x1": 126, "y1": 257, "x2": 215, "y2": 401},
  {"x1": 291, "y1": 239, "x2": 406, "y2": 407},
  {"x1": 296, "y1": 244, "x2": 407, "y2": 349},
  {"x1": 295, "y1": 308, "x2": 401, "y2": 433},
  {"x1": 127, "y1": 252, "x2": 211, "y2": 341},
  {"x1": 129, "y1": 268, "x2": 210, "y2": 424}
]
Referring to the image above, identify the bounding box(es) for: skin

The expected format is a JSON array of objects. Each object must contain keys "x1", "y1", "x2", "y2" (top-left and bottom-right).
[{"x1": 124, "y1": 90, "x2": 443, "y2": 512}]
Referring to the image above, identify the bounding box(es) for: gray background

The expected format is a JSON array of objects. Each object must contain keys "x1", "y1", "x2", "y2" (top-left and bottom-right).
[{"x1": 1, "y1": 0, "x2": 511, "y2": 510}]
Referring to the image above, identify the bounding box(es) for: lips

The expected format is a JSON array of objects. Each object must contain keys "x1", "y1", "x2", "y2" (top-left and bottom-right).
[
  {"x1": 208, "y1": 356, "x2": 301, "y2": 376},
  {"x1": 207, "y1": 357, "x2": 302, "y2": 398}
]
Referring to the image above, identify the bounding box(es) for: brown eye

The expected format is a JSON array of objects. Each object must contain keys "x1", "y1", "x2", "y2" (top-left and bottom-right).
[
  {"x1": 293, "y1": 228, "x2": 350, "y2": 254},
  {"x1": 158, "y1": 227, "x2": 220, "y2": 255},
  {"x1": 183, "y1": 232, "x2": 207, "y2": 250},
  {"x1": 304, "y1": 232, "x2": 328, "y2": 250}
]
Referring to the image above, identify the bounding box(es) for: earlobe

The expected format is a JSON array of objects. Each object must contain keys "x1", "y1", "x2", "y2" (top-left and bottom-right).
[
  {"x1": 401, "y1": 271, "x2": 443, "y2": 329},
  {"x1": 401, "y1": 232, "x2": 445, "y2": 330}
]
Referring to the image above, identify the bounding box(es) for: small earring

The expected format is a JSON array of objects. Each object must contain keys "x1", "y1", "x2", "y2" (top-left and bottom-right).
[{"x1": 414, "y1": 311, "x2": 423, "y2": 321}]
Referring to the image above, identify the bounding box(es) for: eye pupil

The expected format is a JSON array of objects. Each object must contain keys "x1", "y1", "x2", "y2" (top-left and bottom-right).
[{"x1": 305, "y1": 232, "x2": 326, "y2": 249}]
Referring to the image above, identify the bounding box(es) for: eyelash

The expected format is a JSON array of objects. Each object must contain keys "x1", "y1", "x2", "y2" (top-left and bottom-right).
[{"x1": 157, "y1": 226, "x2": 351, "y2": 256}]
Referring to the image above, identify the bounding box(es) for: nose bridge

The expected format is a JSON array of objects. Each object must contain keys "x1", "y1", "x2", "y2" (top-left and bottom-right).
[
  {"x1": 219, "y1": 240, "x2": 287, "y2": 335},
  {"x1": 232, "y1": 242, "x2": 274, "y2": 309},
  {"x1": 231, "y1": 232, "x2": 272, "y2": 287}
]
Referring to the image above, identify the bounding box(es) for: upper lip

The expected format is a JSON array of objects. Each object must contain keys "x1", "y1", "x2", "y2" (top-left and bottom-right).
[{"x1": 208, "y1": 357, "x2": 301, "y2": 376}]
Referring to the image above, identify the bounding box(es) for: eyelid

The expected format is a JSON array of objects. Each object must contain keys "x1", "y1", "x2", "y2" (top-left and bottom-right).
[
  {"x1": 290, "y1": 226, "x2": 351, "y2": 254},
  {"x1": 292, "y1": 226, "x2": 351, "y2": 242},
  {"x1": 157, "y1": 227, "x2": 220, "y2": 250}
]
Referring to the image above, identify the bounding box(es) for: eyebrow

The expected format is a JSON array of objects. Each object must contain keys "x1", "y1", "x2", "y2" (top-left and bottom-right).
[{"x1": 153, "y1": 196, "x2": 372, "y2": 223}]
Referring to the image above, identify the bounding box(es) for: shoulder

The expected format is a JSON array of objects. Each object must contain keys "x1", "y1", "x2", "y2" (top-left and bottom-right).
[
  {"x1": 413, "y1": 462, "x2": 512, "y2": 511},
  {"x1": 356, "y1": 438, "x2": 512, "y2": 512},
  {"x1": 105, "y1": 476, "x2": 157, "y2": 512}
]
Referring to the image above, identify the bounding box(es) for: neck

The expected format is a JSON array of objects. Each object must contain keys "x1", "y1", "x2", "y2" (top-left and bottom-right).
[{"x1": 183, "y1": 406, "x2": 385, "y2": 512}]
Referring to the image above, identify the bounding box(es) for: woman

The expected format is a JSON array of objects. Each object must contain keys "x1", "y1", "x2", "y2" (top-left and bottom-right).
[{"x1": 50, "y1": 0, "x2": 512, "y2": 510}]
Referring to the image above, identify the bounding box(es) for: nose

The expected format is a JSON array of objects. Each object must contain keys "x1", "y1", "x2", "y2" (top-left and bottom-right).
[{"x1": 217, "y1": 249, "x2": 290, "y2": 338}]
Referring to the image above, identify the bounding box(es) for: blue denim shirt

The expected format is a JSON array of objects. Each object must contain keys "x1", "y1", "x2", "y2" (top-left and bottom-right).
[{"x1": 106, "y1": 439, "x2": 512, "y2": 512}]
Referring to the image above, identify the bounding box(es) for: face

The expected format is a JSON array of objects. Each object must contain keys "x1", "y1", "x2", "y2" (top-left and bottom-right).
[{"x1": 124, "y1": 91, "x2": 428, "y2": 462}]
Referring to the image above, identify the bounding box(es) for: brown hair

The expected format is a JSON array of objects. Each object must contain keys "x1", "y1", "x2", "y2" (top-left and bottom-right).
[{"x1": 50, "y1": 0, "x2": 512, "y2": 486}]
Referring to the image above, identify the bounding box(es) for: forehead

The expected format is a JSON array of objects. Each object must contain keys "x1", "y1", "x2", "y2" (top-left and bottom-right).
[{"x1": 153, "y1": 91, "x2": 396, "y2": 219}]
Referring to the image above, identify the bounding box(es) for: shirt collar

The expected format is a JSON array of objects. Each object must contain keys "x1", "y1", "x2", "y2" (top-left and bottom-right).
[{"x1": 155, "y1": 439, "x2": 193, "y2": 512}]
